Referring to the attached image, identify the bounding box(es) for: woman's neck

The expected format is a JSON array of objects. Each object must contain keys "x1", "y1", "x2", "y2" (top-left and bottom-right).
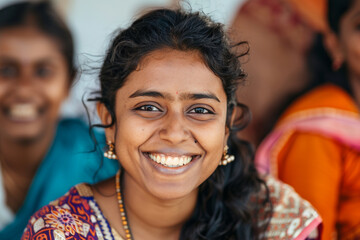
[
  {"x1": 123, "y1": 172, "x2": 198, "y2": 240},
  {"x1": 0, "y1": 129, "x2": 55, "y2": 212}
]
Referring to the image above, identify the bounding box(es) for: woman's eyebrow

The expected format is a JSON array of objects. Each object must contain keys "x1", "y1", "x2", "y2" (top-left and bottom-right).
[
  {"x1": 180, "y1": 92, "x2": 220, "y2": 102},
  {"x1": 0, "y1": 56, "x2": 17, "y2": 65},
  {"x1": 129, "y1": 90, "x2": 174, "y2": 100},
  {"x1": 0, "y1": 56, "x2": 55, "y2": 65},
  {"x1": 129, "y1": 90, "x2": 220, "y2": 102}
]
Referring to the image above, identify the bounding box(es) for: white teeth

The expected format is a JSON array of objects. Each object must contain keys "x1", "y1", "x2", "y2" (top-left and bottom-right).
[
  {"x1": 156, "y1": 155, "x2": 161, "y2": 163},
  {"x1": 179, "y1": 157, "x2": 184, "y2": 166},
  {"x1": 167, "y1": 156, "x2": 174, "y2": 166},
  {"x1": 9, "y1": 103, "x2": 37, "y2": 120},
  {"x1": 148, "y1": 153, "x2": 193, "y2": 167},
  {"x1": 173, "y1": 157, "x2": 179, "y2": 166}
]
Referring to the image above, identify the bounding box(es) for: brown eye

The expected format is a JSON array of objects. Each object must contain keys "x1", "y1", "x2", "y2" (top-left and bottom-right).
[
  {"x1": 134, "y1": 104, "x2": 164, "y2": 119},
  {"x1": 136, "y1": 105, "x2": 161, "y2": 112},
  {"x1": 35, "y1": 66, "x2": 53, "y2": 78},
  {"x1": 189, "y1": 107, "x2": 213, "y2": 114},
  {"x1": 187, "y1": 106, "x2": 215, "y2": 121},
  {"x1": 0, "y1": 65, "x2": 17, "y2": 78}
]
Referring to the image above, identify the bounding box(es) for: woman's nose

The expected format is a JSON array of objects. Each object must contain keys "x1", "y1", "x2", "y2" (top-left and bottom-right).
[
  {"x1": 9, "y1": 69, "x2": 37, "y2": 98},
  {"x1": 159, "y1": 112, "x2": 190, "y2": 144}
]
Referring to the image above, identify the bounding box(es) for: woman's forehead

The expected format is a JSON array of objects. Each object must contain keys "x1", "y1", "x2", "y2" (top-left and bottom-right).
[
  {"x1": 120, "y1": 49, "x2": 226, "y2": 99},
  {"x1": 138, "y1": 48, "x2": 204, "y2": 67},
  {"x1": 0, "y1": 27, "x2": 63, "y2": 61}
]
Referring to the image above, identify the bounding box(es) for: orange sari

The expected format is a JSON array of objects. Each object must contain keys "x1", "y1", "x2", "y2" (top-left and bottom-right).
[{"x1": 255, "y1": 84, "x2": 360, "y2": 240}]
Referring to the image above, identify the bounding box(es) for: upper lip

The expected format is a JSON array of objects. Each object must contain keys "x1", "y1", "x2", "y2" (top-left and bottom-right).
[{"x1": 142, "y1": 148, "x2": 202, "y2": 157}]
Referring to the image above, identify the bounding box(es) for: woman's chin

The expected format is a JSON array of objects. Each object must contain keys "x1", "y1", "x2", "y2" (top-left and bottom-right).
[{"x1": 144, "y1": 181, "x2": 199, "y2": 201}]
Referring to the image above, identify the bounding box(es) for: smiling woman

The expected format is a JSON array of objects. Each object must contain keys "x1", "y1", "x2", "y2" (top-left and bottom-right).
[
  {"x1": 22, "y1": 7, "x2": 321, "y2": 240},
  {"x1": 101, "y1": 49, "x2": 229, "y2": 201},
  {"x1": 0, "y1": 2, "x2": 117, "y2": 239}
]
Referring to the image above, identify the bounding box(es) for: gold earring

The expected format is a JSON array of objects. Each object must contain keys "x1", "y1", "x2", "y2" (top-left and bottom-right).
[
  {"x1": 104, "y1": 140, "x2": 117, "y2": 159},
  {"x1": 219, "y1": 145, "x2": 235, "y2": 166}
]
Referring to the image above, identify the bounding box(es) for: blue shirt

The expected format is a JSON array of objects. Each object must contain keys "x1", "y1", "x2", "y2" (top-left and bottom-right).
[{"x1": 0, "y1": 118, "x2": 118, "y2": 239}]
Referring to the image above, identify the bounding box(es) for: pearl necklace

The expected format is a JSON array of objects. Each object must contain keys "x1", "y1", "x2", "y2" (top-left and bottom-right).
[{"x1": 116, "y1": 170, "x2": 133, "y2": 240}]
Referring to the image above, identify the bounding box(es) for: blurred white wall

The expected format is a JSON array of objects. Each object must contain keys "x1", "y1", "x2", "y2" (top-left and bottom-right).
[{"x1": 182, "y1": 0, "x2": 243, "y2": 25}]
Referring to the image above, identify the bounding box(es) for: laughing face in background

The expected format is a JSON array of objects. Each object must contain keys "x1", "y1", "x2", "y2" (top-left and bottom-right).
[{"x1": 0, "y1": 26, "x2": 69, "y2": 144}]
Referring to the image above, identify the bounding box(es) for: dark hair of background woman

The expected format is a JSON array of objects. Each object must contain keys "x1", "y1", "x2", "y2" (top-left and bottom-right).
[
  {"x1": 93, "y1": 8, "x2": 272, "y2": 240},
  {"x1": 0, "y1": 1, "x2": 76, "y2": 82},
  {"x1": 328, "y1": 0, "x2": 354, "y2": 33},
  {"x1": 307, "y1": 0, "x2": 355, "y2": 93}
]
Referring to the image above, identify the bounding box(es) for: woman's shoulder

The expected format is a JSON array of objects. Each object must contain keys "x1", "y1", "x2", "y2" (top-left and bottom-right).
[
  {"x1": 255, "y1": 176, "x2": 322, "y2": 240},
  {"x1": 54, "y1": 117, "x2": 107, "y2": 155},
  {"x1": 280, "y1": 84, "x2": 358, "y2": 122},
  {"x1": 58, "y1": 117, "x2": 88, "y2": 131},
  {"x1": 56, "y1": 118, "x2": 101, "y2": 140},
  {"x1": 21, "y1": 184, "x2": 116, "y2": 240}
]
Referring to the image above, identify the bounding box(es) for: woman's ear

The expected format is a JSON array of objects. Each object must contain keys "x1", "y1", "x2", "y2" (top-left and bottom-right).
[
  {"x1": 323, "y1": 31, "x2": 345, "y2": 70},
  {"x1": 224, "y1": 106, "x2": 237, "y2": 147},
  {"x1": 97, "y1": 102, "x2": 115, "y2": 141}
]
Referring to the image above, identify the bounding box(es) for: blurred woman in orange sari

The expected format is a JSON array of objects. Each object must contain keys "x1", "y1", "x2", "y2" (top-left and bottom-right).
[{"x1": 256, "y1": 0, "x2": 360, "y2": 239}]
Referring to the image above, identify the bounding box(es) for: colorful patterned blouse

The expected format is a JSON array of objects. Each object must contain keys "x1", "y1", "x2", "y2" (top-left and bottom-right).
[{"x1": 21, "y1": 176, "x2": 321, "y2": 240}]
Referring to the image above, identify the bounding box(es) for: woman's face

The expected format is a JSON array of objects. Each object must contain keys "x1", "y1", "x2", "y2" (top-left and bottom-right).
[
  {"x1": 0, "y1": 26, "x2": 69, "y2": 143},
  {"x1": 329, "y1": 0, "x2": 360, "y2": 78},
  {"x1": 100, "y1": 49, "x2": 228, "y2": 200}
]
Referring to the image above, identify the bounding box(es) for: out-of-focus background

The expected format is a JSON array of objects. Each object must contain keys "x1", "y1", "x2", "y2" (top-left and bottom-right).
[
  {"x1": 6, "y1": 1, "x2": 360, "y2": 239},
  {"x1": 0, "y1": 0, "x2": 245, "y2": 120}
]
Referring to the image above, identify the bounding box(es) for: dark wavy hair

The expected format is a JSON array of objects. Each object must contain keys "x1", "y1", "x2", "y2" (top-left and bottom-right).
[
  {"x1": 96, "y1": 8, "x2": 271, "y2": 239},
  {"x1": 0, "y1": 1, "x2": 76, "y2": 83}
]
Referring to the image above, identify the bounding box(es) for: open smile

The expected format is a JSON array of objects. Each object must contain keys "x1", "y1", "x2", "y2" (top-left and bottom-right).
[
  {"x1": 144, "y1": 152, "x2": 201, "y2": 168},
  {"x1": 3, "y1": 102, "x2": 46, "y2": 123}
]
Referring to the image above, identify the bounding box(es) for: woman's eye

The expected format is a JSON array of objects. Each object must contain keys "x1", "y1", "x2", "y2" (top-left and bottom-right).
[
  {"x1": 35, "y1": 66, "x2": 53, "y2": 78},
  {"x1": 187, "y1": 106, "x2": 215, "y2": 121},
  {"x1": 134, "y1": 104, "x2": 163, "y2": 119},
  {"x1": 136, "y1": 105, "x2": 161, "y2": 112},
  {"x1": 189, "y1": 107, "x2": 213, "y2": 114},
  {"x1": 0, "y1": 66, "x2": 17, "y2": 78}
]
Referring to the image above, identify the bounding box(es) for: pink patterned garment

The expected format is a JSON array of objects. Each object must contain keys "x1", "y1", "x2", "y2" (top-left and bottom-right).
[{"x1": 256, "y1": 176, "x2": 322, "y2": 240}]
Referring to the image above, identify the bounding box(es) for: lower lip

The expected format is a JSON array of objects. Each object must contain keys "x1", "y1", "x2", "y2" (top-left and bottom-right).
[
  {"x1": 142, "y1": 152, "x2": 200, "y2": 175},
  {"x1": 7, "y1": 115, "x2": 38, "y2": 123},
  {"x1": 4, "y1": 114, "x2": 39, "y2": 124}
]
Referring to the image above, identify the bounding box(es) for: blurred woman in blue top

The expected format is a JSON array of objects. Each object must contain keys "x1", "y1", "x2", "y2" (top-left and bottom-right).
[{"x1": 0, "y1": 1, "x2": 118, "y2": 238}]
